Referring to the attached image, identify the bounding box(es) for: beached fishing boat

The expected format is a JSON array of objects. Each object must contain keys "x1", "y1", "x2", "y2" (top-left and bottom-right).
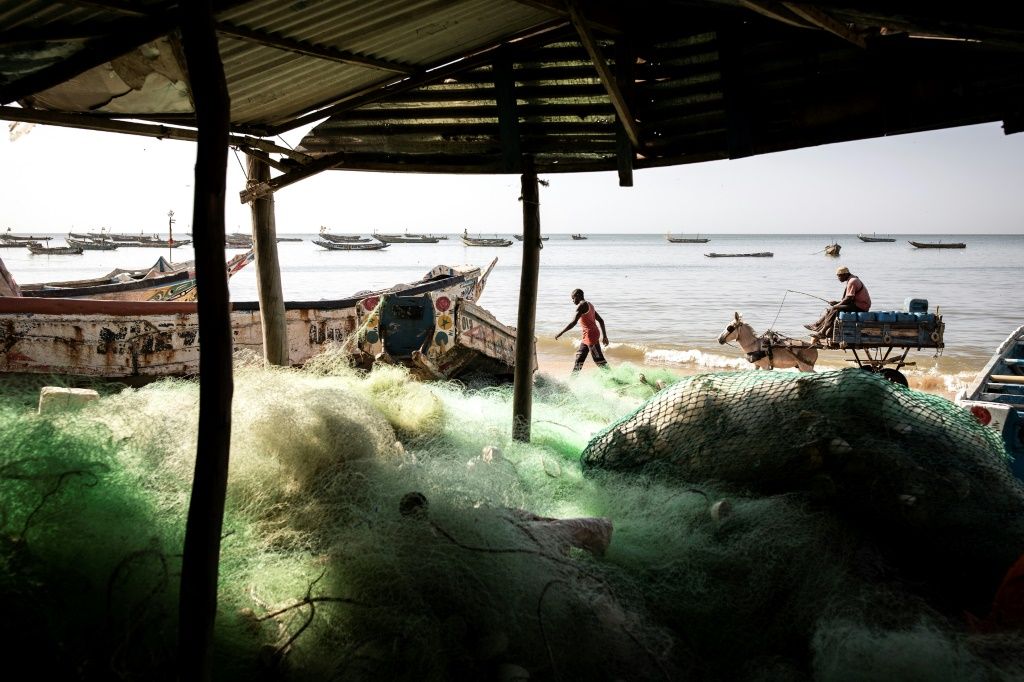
[
  {"x1": 666, "y1": 232, "x2": 709, "y2": 243},
  {"x1": 957, "y1": 325, "x2": 1024, "y2": 477},
  {"x1": 28, "y1": 243, "x2": 84, "y2": 255},
  {"x1": 824, "y1": 242, "x2": 841, "y2": 256},
  {"x1": 0, "y1": 259, "x2": 529, "y2": 381},
  {"x1": 571, "y1": 233, "x2": 587, "y2": 240},
  {"x1": 66, "y1": 237, "x2": 119, "y2": 250},
  {"x1": 857, "y1": 233, "x2": 896, "y2": 242},
  {"x1": 705, "y1": 252, "x2": 773, "y2": 258},
  {"x1": 313, "y1": 239, "x2": 389, "y2": 251},
  {"x1": 909, "y1": 240, "x2": 966, "y2": 249},
  {"x1": 373, "y1": 231, "x2": 441, "y2": 244},
  {"x1": 14, "y1": 251, "x2": 254, "y2": 301}
]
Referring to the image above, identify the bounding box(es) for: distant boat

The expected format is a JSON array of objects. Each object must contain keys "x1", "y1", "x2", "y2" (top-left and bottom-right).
[
  {"x1": 705, "y1": 252, "x2": 773, "y2": 258},
  {"x1": 66, "y1": 237, "x2": 119, "y2": 250},
  {"x1": 824, "y1": 242, "x2": 841, "y2": 256},
  {"x1": 373, "y1": 231, "x2": 440, "y2": 244},
  {"x1": 857, "y1": 233, "x2": 896, "y2": 243},
  {"x1": 2, "y1": 229, "x2": 51, "y2": 242},
  {"x1": 313, "y1": 239, "x2": 389, "y2": 251},
  {"x1": 461, "y1": 230, "x2": 512, "y2": 247},
  {"x1": 571, "y1": 233, "x2": 587, "y2": 240},
  {"x1": 513, "y1": 234, "x2": 548, "y2": 241},
  {"x1": 666, "y1": 232, "x2": 709, "y2": 243},
  {"x1": 28, "y1": 243, "x2": 84, "y2": 255},
  {"x1": 276, "y1": 236, "x2": 303, "y2": 242},
  {"x1": 909, "y1": 241, "x2": 966, "y2": 249}
]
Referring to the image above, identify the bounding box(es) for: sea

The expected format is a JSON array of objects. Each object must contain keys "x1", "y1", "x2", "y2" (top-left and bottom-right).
[{"x1": 3, "y1": 232, "x2": 1022, "y2": 394}]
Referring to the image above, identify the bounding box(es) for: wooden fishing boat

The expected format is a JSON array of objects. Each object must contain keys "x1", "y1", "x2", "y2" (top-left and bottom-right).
[
  {"x1": 15, "y1": 250, "x2": 254, "y2": 301},
  {"x1": 28, "y1": 243, "x2": 84, "y2": 255},
  {"x1": 571, "y1": 233, "x2": 587, "y2": 240},
  {"x1": 513, "y1": 234, "x2": 548, "y2": 241},
  {"x1": 276, "y1": 236, "x2": 304, "y2": 242},
  {"x1": 666, "y1": 232, "x2": 709, "y2": 243},
  {"x1": 0, "y1": 259, "x2": 530, "y2": 382},
  {"x1": 0, "y1": 238, "x2": 41, "y2": 248},
  {"x1": 824, "y1": 242, "x2": 841, "y2": 256},
  {"x1": 461, "y1": 233, "x2": 512, "y2": 247},
  {"x1": 86, "y1": 230, "x2": 162, "y2": 243},
  {"x1": 313, "y1": 239, "x2": 389, "y2": 251},
  {"x1": 957, "y1": 325, "x2": 1024, "y2": 477},
  {"x1": 909, "y1": 240, "x2": 966, "y2": 249},
  {"x1": 2, "y1": 229, "x2": 51, "y2": 242},
  {"x1": 705, "y1": 252, "x2": 773, "y2": 258},
  {"x1": 318, "y1": 226, "x2": 370, "y2": 243},
  {"x1": 373, "y1": 231, "x2": 440, "y2": 244},
  {"x1": 66, "y1": 237, "x2": 119, "y2": 250},
  {"x1": 857, "y1": 233, "x2": 896, "y2": 242}
]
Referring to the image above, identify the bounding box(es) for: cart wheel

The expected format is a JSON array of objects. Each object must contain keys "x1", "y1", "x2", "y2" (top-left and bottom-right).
[{"x1": 879, "y1": 368, "x2": 909, "y2": 387}]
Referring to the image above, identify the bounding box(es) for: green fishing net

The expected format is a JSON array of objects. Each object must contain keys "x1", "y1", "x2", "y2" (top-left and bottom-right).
[{"x1": 1, "y1": 363, "x2": 1023, "y2": 681}]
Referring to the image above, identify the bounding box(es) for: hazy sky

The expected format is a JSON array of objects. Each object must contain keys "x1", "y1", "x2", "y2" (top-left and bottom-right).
[{"x1": 2, "y1": 119, "x2": 1022, "y2": 235}]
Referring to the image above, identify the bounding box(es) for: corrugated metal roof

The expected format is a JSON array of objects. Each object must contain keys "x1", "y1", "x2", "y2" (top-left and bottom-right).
[{"x1": 2, "y1": 1, "x2": 1023, "y2": 175}]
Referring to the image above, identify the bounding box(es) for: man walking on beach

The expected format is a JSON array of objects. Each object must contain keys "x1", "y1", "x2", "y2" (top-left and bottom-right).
[
  {"x1": 805, "y1": 265, "x2": 871, "y2": 340},
  {"x1": 555, "y1": 288, "x2": 610, "y2": 372}
]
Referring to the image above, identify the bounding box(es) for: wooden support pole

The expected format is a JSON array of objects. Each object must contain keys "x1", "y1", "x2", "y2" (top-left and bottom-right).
[
  {"x1": 512, "y1": 156, "x2": 541, "y2": 442},
  {"x1": 247, "y1": 155, "x2": 289, "y2": 366},
  {"x1": 177, "y1": 1, "x2": 232, "y2": 680}
]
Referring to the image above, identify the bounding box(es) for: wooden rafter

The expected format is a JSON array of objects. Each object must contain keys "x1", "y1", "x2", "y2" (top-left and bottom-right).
[
  {"x1": 782, "y1": 3, "x2": 867, "y2": 47},
  {"x1": 0, "y1": 105, "x2": 312, "y2": 163},
  {"x1": 55, "y1": 0, "x2": 152, "y2": 17},
  {"x1": 508, "y1": 0, "x2": 622, "y2": 35},
  {"x1": 739, "y1": 1, "x2": 814, "y2": 30},
  {"x1": 564, "y1": 0, "x2": 639, "y2": 148},
  {"x1": 216, "y1": 22, "x2": 415, "y2": 74}
]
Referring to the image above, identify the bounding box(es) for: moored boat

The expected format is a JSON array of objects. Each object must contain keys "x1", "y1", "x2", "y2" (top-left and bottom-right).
[
  {"x1": 909, "y1": 240, "x2": 966, "y2": 249},
  {"x1": 705, "y1": 252, "x2": 773, "y2": 258},
  {"x1": 373, "y1": 231, "x2": 441, "y2": 244},
  {"x1": 66, "y1": 237, "x2": 120, "y2": 250},
  {"x1": 318, "y1": 226, "x2": 370, "y2": 243},
  {"x1": 461, "y1": 230, "x2": 512, "y2": 247},
  {"x1": 824, "y1": 242, "x2": 841, "y2": 256},
  {"x1": 313, "y1": 239, "x2": 389, "y2": 251},
  {"x1": 857, "y1": 233, "x2": 896, "y2": 242},
  {"x1": 513, "y1": 234, "x2": 548, "y2": 241},
  {"x1": 0, "y1": 259, "x2": 530, "y2": 382},
  {"x1": 666, "y1": 232, "x2": 709, "y2": 243},
  {"x1": 956, "y1": 325, "x2": 1024, "y2": 477},
  {"x1": 28, "y1": 243, "x2": 84, "y2": 255},
  {"x1": 1, "y1": 231, "x2": 51, "y2": 242},
  {"x1": 571, "y1": 233, "x2": 587, "y2": 240}
]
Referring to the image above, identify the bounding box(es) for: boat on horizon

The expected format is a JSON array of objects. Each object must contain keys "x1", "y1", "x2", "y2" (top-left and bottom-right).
[
  {"x1": 705, "y1": 252, "x2": 773, "y2": 258},
  {"x1": 2, "y1": 229, "x2": 51, "y2": 242},
  {"x1": 571, "y1": 233, "x2": 587, "y2": 240},
  {"x1": 28, "y1": 243, "x2": 84, "y2": 255},
  {"x1": 313, "y1": 239, "x2": 389, "y2": 251},
  {"x1": 513, "y1": 234, "x2": 549, "y2": 241},
  {"x1": 909, "y1": 240, "x2": 966, "y2": 249},
  {"x1": 373, "y1": 231, "x2": 441, "y2": 244},
  {"x1": 857, "y1": 233, "x2": 896, "y2": 242},
  {"x1": 666, "y1": 232, "x2": 710, "y2": 243}
]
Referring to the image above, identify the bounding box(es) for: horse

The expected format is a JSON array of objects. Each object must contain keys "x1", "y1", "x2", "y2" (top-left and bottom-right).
[{"x1": 718, "y1": 311, "x2": 818, "y2": 372}]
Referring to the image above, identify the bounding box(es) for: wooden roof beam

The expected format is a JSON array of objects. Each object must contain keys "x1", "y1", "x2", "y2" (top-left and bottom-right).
[
  {"x1": 739, "y1": 1, "x2": 815, "y2": 30},
  {"x1": 216, "y1": 22, "x2": 416, "y2": 74},
  {"x1": 508, "y1": 0, "x2": 622, "y2": 35},
  {"x1": 0, "y1": 105, "x2": 311, "y2": 162},
  {"x1": 564, "y1": 0, "x2": 640, "y2": 149},
  {"x1": 54, "y1": 0, "x2": 153, "y2": 17},
  {"x1": 781, "y1": 3, "x2": 867, "y2": 48}
]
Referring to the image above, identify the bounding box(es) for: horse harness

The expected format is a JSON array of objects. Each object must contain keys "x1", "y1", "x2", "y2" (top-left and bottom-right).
[{"x1": 747, "y1": 329, "x2": 814, "y2": 369}]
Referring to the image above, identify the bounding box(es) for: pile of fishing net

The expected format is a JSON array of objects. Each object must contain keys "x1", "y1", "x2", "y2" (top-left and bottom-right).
[
  {"x1": 2, "y1": 361, "x2": 1023, "y2": 680},
  {"x1": 582, "y1": 368, "x2": 1024, "y2": 607}
]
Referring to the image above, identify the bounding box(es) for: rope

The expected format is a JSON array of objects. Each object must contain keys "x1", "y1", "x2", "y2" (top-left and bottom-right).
[
  {"x1": 767, "y1": 290, "x2": 789, "y2": 334},
  {"x1": 232, "y1": 148, "x2": 249, "y2": 181}
]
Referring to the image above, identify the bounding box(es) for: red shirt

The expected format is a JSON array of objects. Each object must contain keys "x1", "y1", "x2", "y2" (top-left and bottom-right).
[
  {"x1": 845, "y1": 276, "x2": 871, "y2": 311},
  {"x1": 578, "y1": 301, "x2": 601, "y2": 345}
]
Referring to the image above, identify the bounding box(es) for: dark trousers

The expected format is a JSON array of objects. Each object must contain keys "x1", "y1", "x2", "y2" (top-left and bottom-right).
[
  {"x1": 814, "y1": 303, "x2": 866, "y2": 335},
  {"x1": 574, "y1": 342, "x2": 608, "y2": 372}
]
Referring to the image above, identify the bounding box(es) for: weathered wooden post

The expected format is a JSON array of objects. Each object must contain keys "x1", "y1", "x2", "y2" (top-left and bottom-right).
[
  {"x1": 512, "y1": 156, "x2": 540, "y2": 441},
  {"x1": 177, "y1": 1, "x2": 232, "y2": 679},
  {"x1": 246, "y1": 154, "x2": 288, "y2": 365}
]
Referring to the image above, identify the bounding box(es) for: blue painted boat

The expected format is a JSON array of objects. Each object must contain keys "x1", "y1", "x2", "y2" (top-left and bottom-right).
[{"x1": 957, "y1": 325, "x2": 1024, "y2": 476}]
